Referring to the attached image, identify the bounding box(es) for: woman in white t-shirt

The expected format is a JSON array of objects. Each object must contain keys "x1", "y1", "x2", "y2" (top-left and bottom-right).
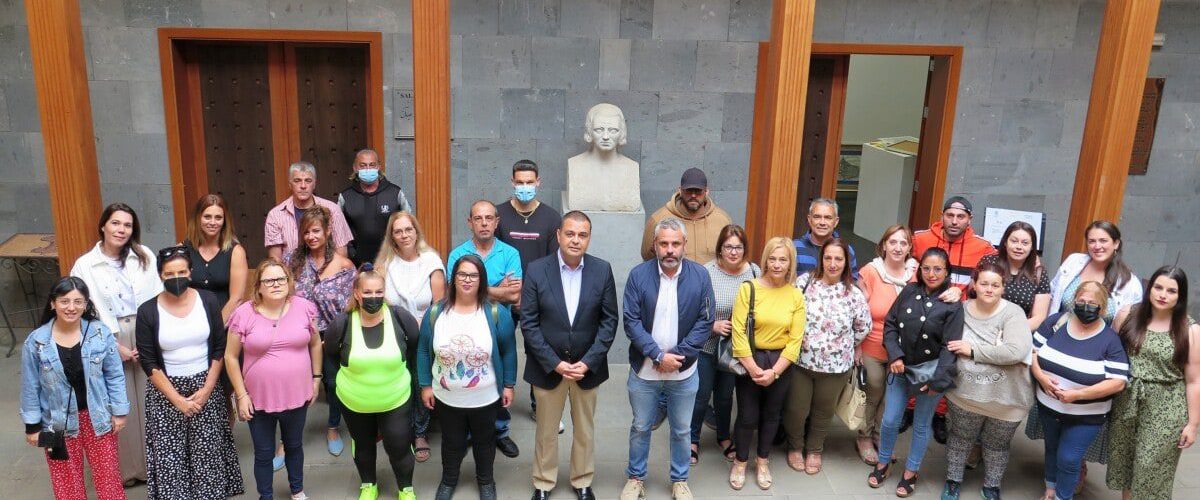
[
  {"x1": 417, "y1": 254, "x2": 516, "y2": 500},
  {"x1": 374, "y1": 211, "x2": 445, "y2": 461}
]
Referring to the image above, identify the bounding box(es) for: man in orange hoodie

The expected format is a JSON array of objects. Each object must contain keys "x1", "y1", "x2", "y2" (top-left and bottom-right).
[{"x1": 912, "y1": 196, "x2": 997, "y2": 297}]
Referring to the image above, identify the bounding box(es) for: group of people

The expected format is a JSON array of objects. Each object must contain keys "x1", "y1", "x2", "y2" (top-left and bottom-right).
[{"x1": 19, "y1": 150, "x2": 1199, "y2": 500}]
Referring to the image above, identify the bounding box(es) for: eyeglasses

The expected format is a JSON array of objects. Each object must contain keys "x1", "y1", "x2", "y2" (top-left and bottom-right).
[
  {"x1": 455, "y1": 272, "x2": 481, "y2": 282},
  {"x1": 260, "y1": 277, "x2": 288, "y2": 288},
  {"x1": 54, "y1": 298, "x2": 87, "y2": 308},
  {"x1": 722, "y1": 244, "x2": 744, "y2": 253},
  {"x1": 920, "y1": 266, "x2": 947, "y2": 274}
]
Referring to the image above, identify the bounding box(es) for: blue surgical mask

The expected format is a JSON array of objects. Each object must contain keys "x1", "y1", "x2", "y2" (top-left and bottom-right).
[
  {"x1": 514, "y1": 185, "x2": 537, "y2": 203},
  {"x1": 357, "y1": 168, "x2": 380, "y2": 183}
]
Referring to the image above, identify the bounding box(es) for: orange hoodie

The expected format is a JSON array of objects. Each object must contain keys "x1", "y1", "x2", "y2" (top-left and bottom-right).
[{"x1": 912, "y1": 221, "x2": 997, "y2": 293}]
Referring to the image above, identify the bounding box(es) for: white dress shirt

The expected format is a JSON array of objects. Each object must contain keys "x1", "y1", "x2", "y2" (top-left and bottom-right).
[
  {"x1": 638, "y1": 264, "x2": 696, "y2": 381},
  {"x1": 558, "y1": 251, "x2": 584, "y2": 325}
]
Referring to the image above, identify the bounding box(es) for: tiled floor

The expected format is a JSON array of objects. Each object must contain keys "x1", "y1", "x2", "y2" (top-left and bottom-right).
[{"x1": 3, "y1": 348, "x2": 1196, "y2": 499}]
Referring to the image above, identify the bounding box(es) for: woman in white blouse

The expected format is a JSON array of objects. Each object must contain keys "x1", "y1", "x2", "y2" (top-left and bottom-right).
[
  {"x1": 374, "y1": 211, "x2": 445, "y2": 462},
  {"x1": 70, "y1": 202, "x2": 162, "y2": 484}
]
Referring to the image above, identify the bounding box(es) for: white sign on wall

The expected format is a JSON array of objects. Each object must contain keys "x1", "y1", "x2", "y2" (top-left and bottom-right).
[{"x1": 983, "y1": 207, "x2": 1046, "y2": 252}]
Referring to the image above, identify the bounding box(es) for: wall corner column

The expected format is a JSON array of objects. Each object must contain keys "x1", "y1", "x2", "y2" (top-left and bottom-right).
[
  {"x1": 411, "y1": 0, "x2": 453, "y2": 258},
  {"x1": 26, "y1": 0, "x2": 103, "y2": 271},
  {"x1": 745, "y1": 0, "x2": 816, "y2": 259},
  {"x1": 1063, "y1": 0, "x2": 1162, "y2": 257}
]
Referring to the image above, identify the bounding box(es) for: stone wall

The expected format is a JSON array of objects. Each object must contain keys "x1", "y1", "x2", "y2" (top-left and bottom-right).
[{"x1": 0, "y1": 0, "x2": 1198, "y2": 324}]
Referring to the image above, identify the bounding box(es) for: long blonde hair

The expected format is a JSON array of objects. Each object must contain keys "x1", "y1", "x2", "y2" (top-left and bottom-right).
[
  {"x1": 759, "y1": 237, "x2": 798, "y2": 284},
  {"x1": 374, "y1": 211, "x2": 436, "y2": 269}
]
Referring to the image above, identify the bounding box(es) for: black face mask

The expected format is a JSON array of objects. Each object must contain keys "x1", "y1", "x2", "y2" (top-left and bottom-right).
[
  {"x1": 1073, "y1": 302, "x2": 1102, "y2": 324},
  {"x1": 163, "y1": 277, "x2": 191, "y2": 297},
  {"x1": 362, "y1": 297, "x2": 385, "y2": 314}
]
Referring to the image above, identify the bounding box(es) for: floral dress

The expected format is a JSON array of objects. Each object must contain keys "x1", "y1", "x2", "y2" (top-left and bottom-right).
[{"x1": 794, "y1": 273, "x2": 872, "y2": 373}]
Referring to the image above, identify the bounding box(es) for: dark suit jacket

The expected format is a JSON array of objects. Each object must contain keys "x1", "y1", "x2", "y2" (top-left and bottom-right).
[
  {"x1": 622, "y1": 258, "x2": 715, "y2": 371},
  {"x1": 520, "y1": 252, "x2": 619, "y2": 390}
]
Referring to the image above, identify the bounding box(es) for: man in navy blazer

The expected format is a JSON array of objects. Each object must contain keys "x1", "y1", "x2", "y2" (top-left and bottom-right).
[
  {"x1": 520, "y1": 211, "x2": 618, "y2": 500},
  {"x1": 619, "y1": 218, "x2": 714, "y2": 500}
]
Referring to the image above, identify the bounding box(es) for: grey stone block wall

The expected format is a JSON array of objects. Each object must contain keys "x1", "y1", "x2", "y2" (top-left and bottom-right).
[{"x1": 1, "y1": 0, "x2": 1200, "y2": 321}]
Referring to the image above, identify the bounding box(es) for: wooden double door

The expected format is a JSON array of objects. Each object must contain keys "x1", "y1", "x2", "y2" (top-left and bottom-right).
[{"x1": 173, "y1": 41, "x2": 371, "y2": 264}]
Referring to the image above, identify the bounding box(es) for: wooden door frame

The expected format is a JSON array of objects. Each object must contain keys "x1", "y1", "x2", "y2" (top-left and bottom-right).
[
  {"x1": 805, "y1": 43, "x2": 962, "y2": 230},
  {"x1": 157, "y1": 28, "x2": 385, "y2": 238}
]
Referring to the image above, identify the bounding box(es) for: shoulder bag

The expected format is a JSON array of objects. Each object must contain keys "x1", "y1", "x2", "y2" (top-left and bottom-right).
[{"x1": 717, "y1": 279, "x2": 756, "y2": 375}]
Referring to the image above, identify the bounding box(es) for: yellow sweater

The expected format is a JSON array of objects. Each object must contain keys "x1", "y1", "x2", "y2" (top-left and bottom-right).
[{"x1": 731, "y1": 281, "x2": 806, "y2": 363}]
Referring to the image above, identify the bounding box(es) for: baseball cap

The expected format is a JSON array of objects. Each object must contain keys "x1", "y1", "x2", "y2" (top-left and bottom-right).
[
  {"x1": 942, "y1": 196, "x2": 973, "y2": 215},
  {"x1": 680, "y1": 168, "x2": 708, "y2": 190}
]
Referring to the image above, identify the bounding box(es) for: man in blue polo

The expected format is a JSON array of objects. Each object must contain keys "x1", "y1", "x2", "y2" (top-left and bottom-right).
[
  {"x1": 793, "y1": 197, "x2": 859, "y2": 280},
  {"x1": 446, "y1": 199, "x2": 524, "y2": 458}
]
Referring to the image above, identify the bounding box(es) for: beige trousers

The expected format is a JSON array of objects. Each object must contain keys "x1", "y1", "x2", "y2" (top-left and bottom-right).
[
  {"x1": 116, "y1": 316, "x2": 148, "y2": 482},
  {"x1": 531, "y1": 380, "x2": 597, "y2": 491}
]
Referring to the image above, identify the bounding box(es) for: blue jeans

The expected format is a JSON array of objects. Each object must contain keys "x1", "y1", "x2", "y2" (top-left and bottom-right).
[
  {"x1": 496, "y1": 407, "x2": 511, "y2": 438},
  {"x1": 248, "y1": 406, "x2": 307, "y2": 500},
  {"x1": 878, "y1": 374, "x2": 942, "y2": 471},
  {"x1": 323, "y1": 355, "x2": 342, "y2": 428},
  {"x1": 1039, "y1": 404, "x2": 1103, "y2": 500},
  {"x1": 626, "y1": 368, "x2": 699, "y2": 483},
  {"x1": 691, "y1": 352, "x2": 734, "y2": 444}
]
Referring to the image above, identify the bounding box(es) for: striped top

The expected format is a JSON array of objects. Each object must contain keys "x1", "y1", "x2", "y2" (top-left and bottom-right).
[
  {"x1": 703, "y1": 260, "x2": 760, "y2": 354},
  {"x1": 1032, "y1": 312, "x2": 1129, "y2": 423}
]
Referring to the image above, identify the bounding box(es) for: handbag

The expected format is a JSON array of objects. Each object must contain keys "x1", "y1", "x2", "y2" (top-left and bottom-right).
[
  {"x1": 717, "y1": 279, "x2": 756, "y2": 375},
  {"x1": 835, "y1": 365, "x2": 869, "y2": 431}
]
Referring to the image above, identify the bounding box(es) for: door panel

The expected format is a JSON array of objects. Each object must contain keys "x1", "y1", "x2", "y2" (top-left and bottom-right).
[
  {"x1": 793, "y1": 56, "x2": 842, "y2": 237},
  {"x1": 197, "y1": 44, "x2": 276, "y2": 265},
  {"x1": 292, "y1": 46, "x2": 370, "y2": 201}
]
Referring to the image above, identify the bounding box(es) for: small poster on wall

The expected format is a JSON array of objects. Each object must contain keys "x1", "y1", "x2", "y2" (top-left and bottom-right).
[
  {"x1": 393, "y1": 89, "x2": 415, "y2": 139},
  {"x1": 983, "y1": 207, "x2": 1046, "y2": 252}
]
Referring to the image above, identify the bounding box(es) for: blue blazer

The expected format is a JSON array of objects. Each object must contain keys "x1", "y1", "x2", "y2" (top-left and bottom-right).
[
  {"x1": 520, "y1": 253, "x2": 619, "y2": 390},
  {"x1": 622, "y1": 258, "x2": 715, "y2": 371},
  {"x1": 417, "y1": 300, "x2": 517, "y2": 398}
]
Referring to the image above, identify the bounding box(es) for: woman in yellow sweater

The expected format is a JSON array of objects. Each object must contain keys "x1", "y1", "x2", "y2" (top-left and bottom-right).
[{"x1": 728, "y1": 237, "x2": 807, "y2": 491}]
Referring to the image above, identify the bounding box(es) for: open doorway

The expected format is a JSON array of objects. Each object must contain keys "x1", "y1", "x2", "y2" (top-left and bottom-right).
[{"x1": 792, "y1": 44, "x2": 960, "y2": 260}]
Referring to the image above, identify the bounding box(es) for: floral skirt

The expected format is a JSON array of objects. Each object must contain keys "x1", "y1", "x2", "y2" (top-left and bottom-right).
[{"x1": 145, "y1": 371, "x2": 245, "y2": 499}]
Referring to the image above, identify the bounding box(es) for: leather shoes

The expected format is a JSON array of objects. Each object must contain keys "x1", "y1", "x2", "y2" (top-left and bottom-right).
[
  {"x1": 434, "y1": 483, "x2": 455, "y2": 500},
  {"x1": 574, "y1": 486, "x2": 596, "y2": 500},
  {"x1": 496, "y1": 436, "x2": 520, "y2": 458},
  {"x1": 531, "y1": 489, "x2": 551, "y2": 500}
]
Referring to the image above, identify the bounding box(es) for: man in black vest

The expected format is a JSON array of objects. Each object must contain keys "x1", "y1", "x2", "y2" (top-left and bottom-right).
[
  {"x1": 337, "y1": 148, "x2": 413, "y2": 266},
  {"x1": 521, "y1": 211, "x2": 617, "y2": 500}
]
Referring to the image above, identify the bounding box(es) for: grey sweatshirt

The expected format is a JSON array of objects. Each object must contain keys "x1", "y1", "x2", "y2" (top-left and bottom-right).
[{"x1": 945, "y1": 299, "x2": 1035, "y2": 422}]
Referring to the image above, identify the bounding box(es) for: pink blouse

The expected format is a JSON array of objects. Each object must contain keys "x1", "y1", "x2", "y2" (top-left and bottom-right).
[{"x1": 227, "y1": 297, "x2": 319, "y2": 412}]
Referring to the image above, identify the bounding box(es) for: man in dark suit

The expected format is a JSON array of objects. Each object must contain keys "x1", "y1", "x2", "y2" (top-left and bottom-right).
[{"x1": 520, "y1": 211, "x2": 618, "y2": 500}]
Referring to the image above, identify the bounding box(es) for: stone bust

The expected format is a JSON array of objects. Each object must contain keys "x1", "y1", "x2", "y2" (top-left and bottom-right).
[{"x1": 565, "y1": 103, "x2": 643, "y2": 212}]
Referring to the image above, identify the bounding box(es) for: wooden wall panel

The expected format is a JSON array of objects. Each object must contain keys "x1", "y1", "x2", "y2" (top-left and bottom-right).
[
  {"x1": 910, "y1": 54, "x2": 961, "y2": 230},
  {"x1": 292, "y1": 45, "x2": 370, "y2": 201},
  {"x1": 1064, "y1": 0, "x2": 1162, "y2": 256},
  {"x1": 412, "y1": 1, "x2": 453, "y2": 257},
  {"x1": 197, "y1": 44, "x2": 276, "y2": 265},
  {"x1": 792, "y1": 56, "x2": 841, "y2": 237},
  {"x1": 26, "y1": 0, "x2": 103, "y2": 271},
  {"x1": 744, "y1": 0, "x2": 816, "y2": 258}
]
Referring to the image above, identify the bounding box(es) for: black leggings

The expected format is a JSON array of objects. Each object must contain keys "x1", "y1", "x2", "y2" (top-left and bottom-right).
[
  {"x1": 438, "y1": 400, "x2": 499, "y2": 487},
  {"x1": 733, "y1": 350, "x2": 792, "y2": 461},
  {"x1": 342, "y1": 400, "x2": 415, "y2": 488}
]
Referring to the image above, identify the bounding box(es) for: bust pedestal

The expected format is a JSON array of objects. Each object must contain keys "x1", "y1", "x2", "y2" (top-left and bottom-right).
[{"x1": 563, "y1": 193, "x2": 645, "y2": 363}]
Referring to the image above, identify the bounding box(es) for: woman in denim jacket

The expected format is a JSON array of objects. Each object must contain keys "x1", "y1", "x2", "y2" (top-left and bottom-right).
[{"x1": 21, "y1": 277, "x2": 130, "y2": 499}]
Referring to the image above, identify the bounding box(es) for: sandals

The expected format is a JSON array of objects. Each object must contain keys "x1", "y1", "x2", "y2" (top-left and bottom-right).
[
  {"x1": 896, "y1": 471, "x2": 919, "y2": 498},
  {"x1": 690, "y1": 445, "x2": 699, "y2": 466},
  {"x1": 856, "y1": 437, "x2": 879, "y2": 465},
  {"x1": 719, "y1": 439, "x2": 736, "y2": 462},
  {"x1": 804, "y1": 452, "x2": 822, "y2": 475},
  {"x1": 414, "y1": 437, "x2": 431, "y2": 463},
  {"x1": 786, "y1": 449, "x2": 805, "y2": 471},
  {"x1": 755, "y1": 458, "x2": 773, "y2": 490},
  {"x1": 867, "y1": 462, "x2": 891, "y2": 489},
  {"x1": 729, "y1": 460, "x2": 747, "y2": 490}
]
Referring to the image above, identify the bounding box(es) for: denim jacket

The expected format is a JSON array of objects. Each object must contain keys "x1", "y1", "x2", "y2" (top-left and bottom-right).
[{"x1": 20, "y1": 319, "x2": 129, "y2": 437}]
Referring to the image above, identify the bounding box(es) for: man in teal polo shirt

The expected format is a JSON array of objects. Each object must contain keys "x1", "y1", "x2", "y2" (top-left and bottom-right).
[{"x1": 446, "y1": 199, "x2": 524, "y2": 458}]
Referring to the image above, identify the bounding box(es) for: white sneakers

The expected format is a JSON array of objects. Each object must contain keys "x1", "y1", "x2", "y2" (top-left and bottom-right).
[{"x1": 618, "y1": 478, "x2": 693, "y2": 500}]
